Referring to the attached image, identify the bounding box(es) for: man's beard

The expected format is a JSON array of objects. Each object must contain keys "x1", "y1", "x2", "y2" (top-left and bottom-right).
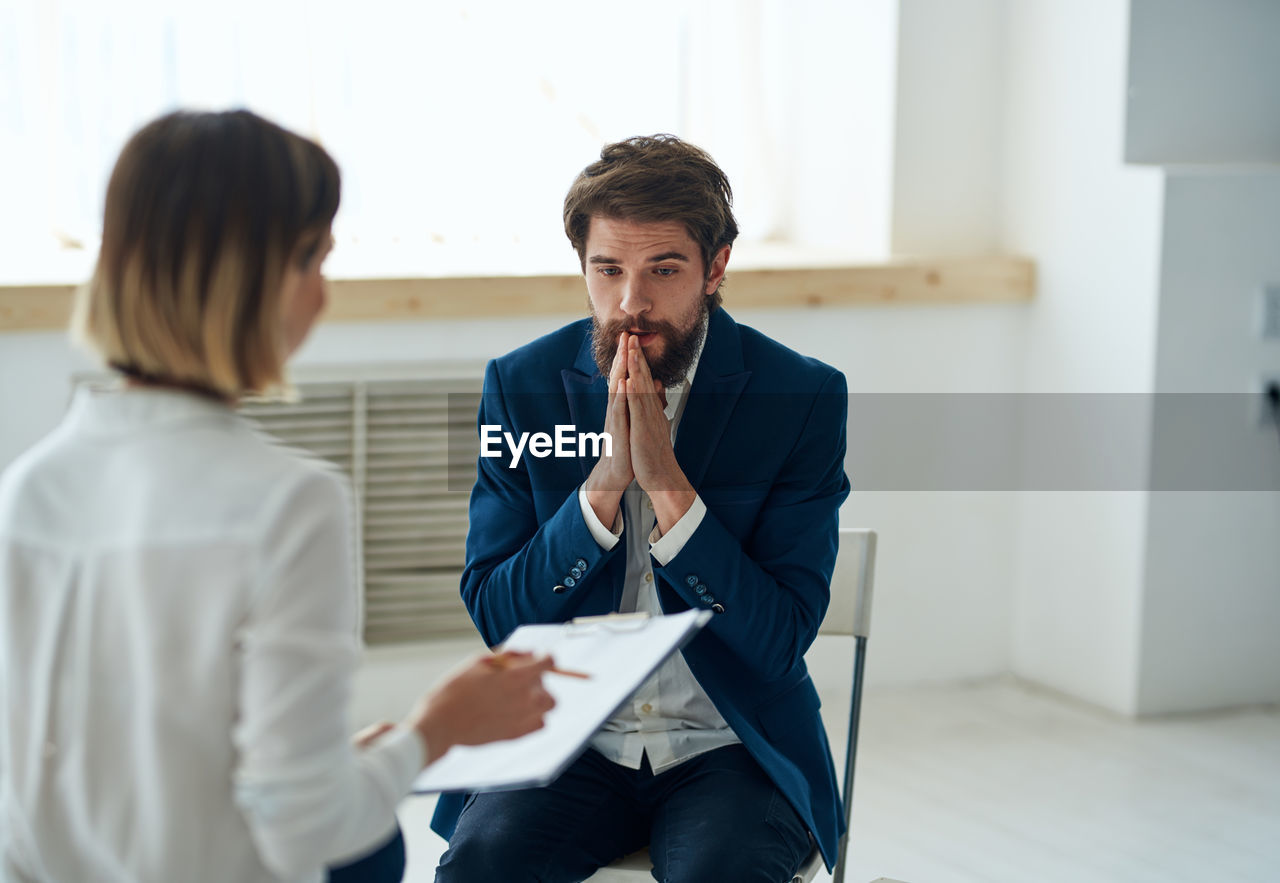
[{"x1": 591, "y1": 298, "x2": 709, "y2": 388}]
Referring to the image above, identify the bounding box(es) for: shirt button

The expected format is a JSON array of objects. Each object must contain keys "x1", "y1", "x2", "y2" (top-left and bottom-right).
[
  {"x1": 644, "y1": 573, "x2": 653, "y2": 583},
  {"x1": 645, "y1": 498, "x2": 654, "y2": 510},
  {"x1": 641, "y1": 703, "x2": 653, "y2": 714}
]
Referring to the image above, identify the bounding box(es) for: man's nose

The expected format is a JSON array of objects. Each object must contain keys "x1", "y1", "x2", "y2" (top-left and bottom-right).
[{"x1": 619, "y1": 277, "x2": 651, "y2": 318}]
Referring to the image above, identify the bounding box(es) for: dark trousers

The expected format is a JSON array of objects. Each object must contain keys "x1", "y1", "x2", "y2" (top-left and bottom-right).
[
  {"x1": 327, "y1": 826, "x2": 406, "y2": 883},
  {"x1": 435, "y1": 744, "x2": 811, "y2": 883}
]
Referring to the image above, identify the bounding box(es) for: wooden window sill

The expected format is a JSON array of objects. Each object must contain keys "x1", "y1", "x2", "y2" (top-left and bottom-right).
[{"x1": 0, "y1": 256, "x2": 1034, "y2": 332}]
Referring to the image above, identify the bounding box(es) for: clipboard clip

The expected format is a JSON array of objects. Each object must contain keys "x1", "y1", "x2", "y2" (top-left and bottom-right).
[{"x1": 567, "y1": 611, "x2": 651, "y2": 634}]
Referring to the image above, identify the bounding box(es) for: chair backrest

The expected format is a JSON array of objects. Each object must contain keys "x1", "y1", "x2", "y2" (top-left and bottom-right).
[{"x1": 821, "y1": 528, "x2": 877, "y2": 640}]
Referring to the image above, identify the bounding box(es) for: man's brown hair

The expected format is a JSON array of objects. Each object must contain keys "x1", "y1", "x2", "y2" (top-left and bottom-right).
[
  {"x1": 563, "y1": 134, "x2": 739, "y2": 308},
  {"x1": 73, "y1": 109, "x2": 340, "y2": 398}
]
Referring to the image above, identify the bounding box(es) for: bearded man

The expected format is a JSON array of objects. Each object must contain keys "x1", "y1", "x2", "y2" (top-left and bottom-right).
[{"x1": 432, "y1": 135, "x2": 851, "y2": 883}]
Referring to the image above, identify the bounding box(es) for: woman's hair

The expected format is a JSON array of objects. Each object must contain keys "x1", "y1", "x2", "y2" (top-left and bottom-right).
[{"x1": 73, "y1": 109, "x2": 340, "y2": 398}]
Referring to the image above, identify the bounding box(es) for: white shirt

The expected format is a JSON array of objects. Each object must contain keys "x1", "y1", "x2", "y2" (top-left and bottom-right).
[
  {"x1": 0, "y1": 388, "x2": 423, "y2": 883},
  {"x1": 578, "y1": 343, "x2": 741, "y2": 773}
]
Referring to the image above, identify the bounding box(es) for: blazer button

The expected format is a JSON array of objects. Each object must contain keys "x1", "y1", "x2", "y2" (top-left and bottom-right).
[
  {"x1": 686, "y1": 574, "x2": 699, "y2": 587},
  {"x1": 563, "y1": 576, "x2": 577, "y2": 588},
  {"x1": 694, "y1": 584, "x2": 707, "y2": 595},
  {"x1": 576, "y1": 558, "x2": 588, "y2": 571},
  {"x1": 570, "y1": 567, "x2": 582, "y2": 579},
  {"x1": 553, "y1": 584, "x2": 567, "y2": 594},
  {"x1": 703, "y1": 594, "x2": 715, "y2": 604},
  {"x1": 712, "y1": 603, "x2": 726, "y2": 614}
]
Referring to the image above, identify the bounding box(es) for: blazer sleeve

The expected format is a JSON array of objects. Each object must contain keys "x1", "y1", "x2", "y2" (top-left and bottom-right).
[
  {"x1": 459, "y1": 360, "x2": 622, "y2": 646},
  {"x1": 653, "y1": 369, "x2": 850, "y2": 681}
]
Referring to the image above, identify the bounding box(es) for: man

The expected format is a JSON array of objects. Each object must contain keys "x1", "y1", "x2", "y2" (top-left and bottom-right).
[{"x1": 433, "y1": 135, "x2": 850, "y2": 882}]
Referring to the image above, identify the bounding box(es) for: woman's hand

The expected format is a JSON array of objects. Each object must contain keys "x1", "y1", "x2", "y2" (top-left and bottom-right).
[{"x1": 406, "y1": 651, "x2": 557, "y2": 766}]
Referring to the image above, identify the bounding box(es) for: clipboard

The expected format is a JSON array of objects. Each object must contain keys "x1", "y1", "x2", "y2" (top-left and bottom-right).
[{"x1": 412, "y1": 607, "x2": 712, "y2": 794}]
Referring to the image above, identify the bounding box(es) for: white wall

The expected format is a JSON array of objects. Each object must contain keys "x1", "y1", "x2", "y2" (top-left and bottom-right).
[
  {"x1": 998, "y1": 0, "x2": 1164, "y2": 715},
  {"x1": 1136, "y1": 173, "x2": 1280, "y2": 712},
  {"x1": 993, "y1": 0, "x2": 1280, "y2": 715},
  {"x1": 1121, "y1": 0, "x2": 1280, "y2": 713},
  {"x1": 888, "y1": 0, "x2": 1167, "y2": 712},
  {"x1": 849, "y1": 0, "x2": 1029, "y2": 686}
]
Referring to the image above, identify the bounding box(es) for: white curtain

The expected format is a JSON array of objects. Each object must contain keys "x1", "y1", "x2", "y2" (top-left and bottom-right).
[{"x1": 0, "y1": 0, "x2": 888, "y2": 282}]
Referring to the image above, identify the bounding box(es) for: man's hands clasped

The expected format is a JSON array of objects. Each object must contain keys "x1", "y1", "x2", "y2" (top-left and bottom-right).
[{"x1": 583, "y1": 332, "x2": 696, "y2": 534}]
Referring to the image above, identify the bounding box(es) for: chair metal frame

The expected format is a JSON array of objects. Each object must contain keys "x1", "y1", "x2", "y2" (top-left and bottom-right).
[{"x1": 586, "y1": 527, "x2": 878, "y2": 883}]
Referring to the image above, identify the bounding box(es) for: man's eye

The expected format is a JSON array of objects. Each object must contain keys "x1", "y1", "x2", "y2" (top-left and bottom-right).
[
  {"x1": 598, "y1": 267, "x2": 621, "y2": 277},
  {"x1": 655, "y1": 267, "x2": 677, "y2": 277}
]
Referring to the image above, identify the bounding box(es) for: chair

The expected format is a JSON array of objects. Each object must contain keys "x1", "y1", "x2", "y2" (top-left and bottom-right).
[{"x1": 585, "y1": 528, "x2": 878, "y2": 883}]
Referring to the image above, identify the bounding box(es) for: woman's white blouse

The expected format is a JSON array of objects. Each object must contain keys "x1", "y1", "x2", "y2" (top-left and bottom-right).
[{"x1": 0, "y1": 388, "x2": 423, "y2": 882}]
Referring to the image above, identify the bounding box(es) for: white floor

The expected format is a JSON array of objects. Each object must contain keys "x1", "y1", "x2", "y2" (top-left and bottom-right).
[{"x1": 353, "y1": 639, "x2": 1280, "y2": 883}]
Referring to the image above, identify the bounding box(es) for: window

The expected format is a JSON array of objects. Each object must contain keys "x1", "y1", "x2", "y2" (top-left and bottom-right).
[{"x1": 1, "y1": 0, "x2": 897, "y2": 284}]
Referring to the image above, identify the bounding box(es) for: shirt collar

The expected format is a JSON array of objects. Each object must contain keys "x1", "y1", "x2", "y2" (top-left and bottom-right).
[{"x1": 67, "y1": 384, "x2": 237, "y2": 435}]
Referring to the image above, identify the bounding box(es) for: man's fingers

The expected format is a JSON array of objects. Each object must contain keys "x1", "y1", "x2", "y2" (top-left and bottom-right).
[
  {"x1": 627, "y1": 336, "x2": 641, "y2": 379},
  {"x1": 610, "y1": 332, "x2": 629, "y2": 390},
  {"x1": 625, "y1": 339, "x2": 662, "y2": 413},
  {"x1": 627, "y1": 335, "x2": 654, "y2": 383}
]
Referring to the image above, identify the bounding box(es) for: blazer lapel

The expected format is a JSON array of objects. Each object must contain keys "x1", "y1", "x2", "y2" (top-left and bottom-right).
[
  {"x1": 562, "y1": 332, "x2": 606, "y2": 482},
  {"x1": 675, "y1": 309, "x2": 752, "y2": 490}
]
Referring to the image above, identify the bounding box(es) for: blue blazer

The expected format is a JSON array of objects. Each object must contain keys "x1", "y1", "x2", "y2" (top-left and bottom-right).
[{"x1": 431, "y1": 308, "x2": 851, "y2": 868}]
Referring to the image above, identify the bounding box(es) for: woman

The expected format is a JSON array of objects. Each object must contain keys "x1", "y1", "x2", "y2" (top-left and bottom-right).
[{"x1": 0, "y1": 110, "x2": 554, "y2": 882}]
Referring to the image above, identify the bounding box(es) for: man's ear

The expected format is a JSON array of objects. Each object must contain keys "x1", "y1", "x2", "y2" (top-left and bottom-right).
[{"x1": 703, "y1": 244, "x2": 731, "y2": 295}]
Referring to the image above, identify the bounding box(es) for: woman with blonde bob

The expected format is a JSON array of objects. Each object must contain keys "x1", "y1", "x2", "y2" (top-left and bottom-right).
[{"x1": 0, "y1": 109, "x2": 555, "y2": 882}]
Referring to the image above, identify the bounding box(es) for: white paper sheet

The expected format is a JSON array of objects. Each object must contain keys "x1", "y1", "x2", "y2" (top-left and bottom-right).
[{"x1": 412, "y1": 608, "x2": 711, "y2": 794}]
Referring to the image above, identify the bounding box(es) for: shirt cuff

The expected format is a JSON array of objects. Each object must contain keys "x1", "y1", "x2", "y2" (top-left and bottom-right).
[
  {"x1": 648, "y1": 494, "x2": 706, "y2": 566},
  {"x1": 364, "y1": 723, "x2": 427, "y2": 787},
  {"x1": 578, "y1": 485, "x2": 623, "y2": 550}
]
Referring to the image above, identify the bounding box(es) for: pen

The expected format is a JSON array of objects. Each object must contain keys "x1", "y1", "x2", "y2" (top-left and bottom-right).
[{"x1": 487, "y1": 652, "x2": 591, "y2": 680}]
